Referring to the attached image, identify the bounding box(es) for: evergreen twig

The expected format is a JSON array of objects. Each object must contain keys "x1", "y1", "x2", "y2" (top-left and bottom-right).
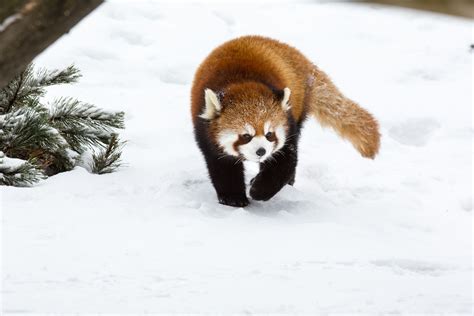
[
  {"x1": 49, "y1": 97, "x2": 125, "y2": 152},
  {"x1": 0, "y1": 106, "x2": 68, "y2": 157},
  {"x1": 91, "y1": 134, "x2": 125, "y2": 174},
  {"x1": 0, "y1": 63, "x2": 126, "y2": 186},
  {"x1": 0, "y1": 64, "x2": 82, "y2": 114},
  {"x1": 0, "y1": 152, "x2": 46, "y2": 186},
  {"x1": 36, "y1": 65, "x2": 82, "y2": 87}
]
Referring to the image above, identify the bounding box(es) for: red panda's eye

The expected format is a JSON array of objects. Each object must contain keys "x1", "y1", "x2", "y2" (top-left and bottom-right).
[
  {"x1": 265, "y1": 132, "x2": 274, "y2": 141},
  {"x1": 241, "y1": 133, "x2": 252, "y2": 143}
]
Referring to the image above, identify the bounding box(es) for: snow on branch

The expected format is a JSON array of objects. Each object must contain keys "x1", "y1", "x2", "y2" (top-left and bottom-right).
[{"x1": 0, "y1": 63, "x2": 126, "y2": 186}]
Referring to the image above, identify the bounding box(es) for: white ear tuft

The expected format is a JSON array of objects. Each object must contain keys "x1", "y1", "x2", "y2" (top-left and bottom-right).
[
  {"x1": 281, "y1": 87, "x2": 291, "y2": 111},
  {"x1": 199, "y1": 88, "x2": 222, "y2": 120}
]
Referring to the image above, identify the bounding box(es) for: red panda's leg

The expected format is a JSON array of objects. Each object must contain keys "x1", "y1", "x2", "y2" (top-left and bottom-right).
[
  {"x1": 288, "y1": 170, "x2": 296, "y2": 186},
  {"x1": 205, "y1": 154, "x2": 249, "y2": 207},
  {"x1": 195, "y1": 122, "x2": 249, "y2": 207},
  {"x1": 251, "y1": 168, "x2": 296, "y2": 187},
  {"x1": 250, "y1": 142, "x2": 298, "y2": 201}
]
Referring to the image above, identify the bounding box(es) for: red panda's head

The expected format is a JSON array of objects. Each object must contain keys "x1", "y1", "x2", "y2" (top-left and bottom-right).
[{"x1": 200, "y1": 82, "x2": 291, "y2": 163}]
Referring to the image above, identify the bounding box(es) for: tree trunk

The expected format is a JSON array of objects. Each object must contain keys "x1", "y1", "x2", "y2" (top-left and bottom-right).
[
  {"x1": 0, "y1": 0, "x2": 104, "y2": 89},
  {"x1": 359, "y1": 0, "x2": 473, "y2": 18}
]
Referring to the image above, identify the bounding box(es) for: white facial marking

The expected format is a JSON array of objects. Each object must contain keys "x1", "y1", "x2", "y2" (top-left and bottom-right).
[
  {"x1": 281, "y1": 87, "x2": 291, "y2": 111},
  {"x1": 264, "y1": 121, "x2": 271, "y2": 134},
  {"x1": 199, "y1": 88, "x2": 222, "y2": 120},
  {"x1": 239, "y1": 135, "x2": 274, "y2": 163},
  {"x1": 244, "y1": 124, "x2": 255, "y2": 136},
  {"x1": 217, "y1": 130, "x2": 239, "y2": 156},
  {"x1": 274, "y1": 125, "x2": 287, "y2": 151}
]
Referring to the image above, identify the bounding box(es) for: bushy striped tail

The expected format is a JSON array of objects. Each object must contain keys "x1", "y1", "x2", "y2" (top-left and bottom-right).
[{"x1": 308, "y1": 68, "x2": 380, "y2": 159}]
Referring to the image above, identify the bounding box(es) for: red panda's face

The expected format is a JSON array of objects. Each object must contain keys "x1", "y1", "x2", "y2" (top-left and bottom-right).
[
  {"x1": 216, "y1": 116, "x2": 288, "y2": 162},
  {"x1": 201, "y1": 84, "x2": 291, "y2": 163}
]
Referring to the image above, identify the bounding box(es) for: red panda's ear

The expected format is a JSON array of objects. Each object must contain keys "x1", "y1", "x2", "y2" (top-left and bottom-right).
[
  {"x1": 200, "y1": 88, "x2": 222, "y2": 120},
  {"x1": 281, "y1": 87, "x2": 291, "y2": 111}
]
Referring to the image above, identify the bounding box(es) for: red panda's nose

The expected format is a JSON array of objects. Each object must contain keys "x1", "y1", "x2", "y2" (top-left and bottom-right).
[{"x1": 256, "y1": 148, "x2": 266, "y2": 157}]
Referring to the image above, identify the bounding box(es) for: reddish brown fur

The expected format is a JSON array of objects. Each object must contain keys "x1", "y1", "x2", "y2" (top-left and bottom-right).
[
  {"x1": 209, "y1": 82, "x2": 288, "y2": 142},
  {"x1": 191, "y1": 36, "x2": 380, "y2": 158}
]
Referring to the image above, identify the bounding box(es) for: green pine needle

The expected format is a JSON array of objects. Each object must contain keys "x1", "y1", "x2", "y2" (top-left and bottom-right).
[
  {"x1": 49, "y1": 97, "x2": 125, "y2": 153},
  {"x1": 91, "y1": 134, "x2": 126, "y2": 174},
  {"x1": 0, "y1": 106, "x2": 68, "y2": 157},
  {"x1": 0, "y1": 63, "x2": 126, "y2": 186},
  {"x1": 0, "y1": 64, "x2": 81, "y2": 114},
  {"x1": 36, "y1": 65, "x2": 82, "y2": 87},
  {"x1": 0, "y1": 153, "x2": 46, "y2": 187}
]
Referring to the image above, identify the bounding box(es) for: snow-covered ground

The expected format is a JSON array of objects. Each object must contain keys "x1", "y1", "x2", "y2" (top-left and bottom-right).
[{"x1": 2, "y1": 0, "x2": 472, "y2": 314}]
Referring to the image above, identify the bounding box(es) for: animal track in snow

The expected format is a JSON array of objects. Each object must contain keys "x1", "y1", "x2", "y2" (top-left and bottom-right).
[
  {"x1": 79, "y1": 48, "x2": 116, "y2": 61},
  {"x1": 459, "y1": 196, "x2": 472, "y2": 212},
  {"x1": 371, "y1": 259, "x2": 451, "y2": 276},
  {"x1": 110, "y1": 30, "x2": 152, "y2": 46},
  {"x1": 159, "y1": 66, "x2": 191, "y2": 85},
  {"x1": 212, "y1": 10, "x2": 236, "y2": 27},
  {"x1": 388, "y1": 118, "x2": 441, "y2": 146}
]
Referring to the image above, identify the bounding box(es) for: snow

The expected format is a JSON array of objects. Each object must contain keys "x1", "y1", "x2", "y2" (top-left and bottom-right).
[
  {"x1": 2, "y1": 0, "x2": 472, "y2": 314},
  {"x1": 0, "y1": 152, "x2": 27, "y2": 172}
]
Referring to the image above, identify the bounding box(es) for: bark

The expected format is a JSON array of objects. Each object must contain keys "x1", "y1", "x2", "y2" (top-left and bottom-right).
[
  {"x1": 0, "y1": 0, "x2": 104, "y2": 89},
  {"x1": 360, "y1": 0, "x2": 473, "y2": 18}
]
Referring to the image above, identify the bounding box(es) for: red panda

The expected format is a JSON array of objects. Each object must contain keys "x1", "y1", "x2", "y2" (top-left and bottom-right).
[{"x1": 191, "y1": 35, "x2": 380, "y2": 207}]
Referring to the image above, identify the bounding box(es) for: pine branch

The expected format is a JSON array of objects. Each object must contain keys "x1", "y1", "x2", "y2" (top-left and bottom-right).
[
  {"x1": 49, "y1": 97, "x2": 125, "y2": 152},
  {"x1": 91, "y1": 134, "x2": 125, "y2": 174},
  {"x1": 0, "y1": 64, "x2": 81, "y2": 114},
  {"x1": 39, "y1": 147, "x2": 77, "y2": 176},
  {"x1": 0, "y1": 106, "x2": 68, "y2": 158},
  {"x1": 0, "y1": 65, "x2": 27, "y2": 114},
  {"x1": 49, "y1": 97, "x2": 125, "y2": 129},
  {"x1": 0, "y1": 64, "x2": 44, "y2": 113},
  {"x1": 36, "y1": 64, "x2": 81, "y2": 87},
  {"x1": 0, "y1": 63, "x2": 126, "y2": 183},
  {"x1": 0, "y1": 152, "x2": 46, "y2": 186}
]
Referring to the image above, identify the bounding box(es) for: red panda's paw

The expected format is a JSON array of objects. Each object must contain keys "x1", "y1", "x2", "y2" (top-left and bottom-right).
[
  {"x1": 218, "y1": 194, "x2": 250, "y2": 207},
  {"x1": 251, "y1": 171, "x2": 295, "y2": 189},
  {"x1": 250, "y1": 175, "x2": 281, "y2": 201}
]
